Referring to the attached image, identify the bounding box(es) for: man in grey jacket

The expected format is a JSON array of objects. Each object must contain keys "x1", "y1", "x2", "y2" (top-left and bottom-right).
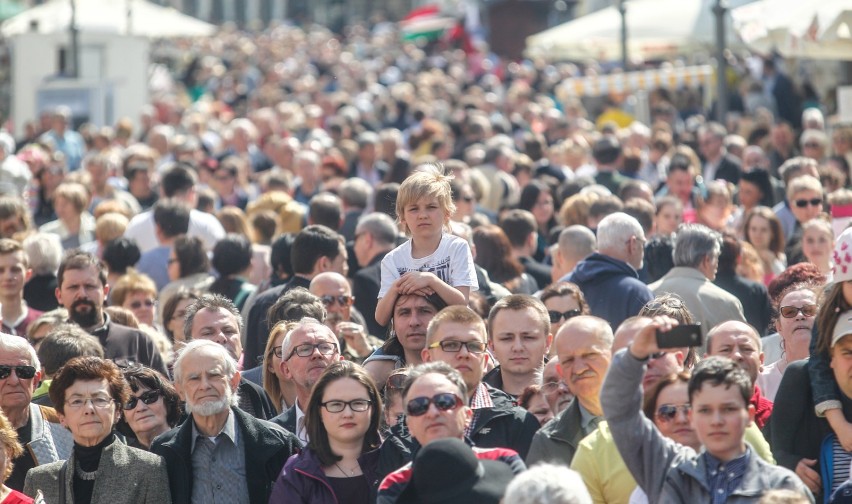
[{"x1": 602, "y1": 316, "x2": 812, "y2": 503}]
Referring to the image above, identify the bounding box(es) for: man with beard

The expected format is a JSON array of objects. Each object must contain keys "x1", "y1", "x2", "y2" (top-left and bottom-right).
[
  {"x1": 271, "y1": 318, "x2": 343, "y2": 443},
  {"x1": 309, "y1": 271, "x2": 381, "y2": 363},
  {"x1": 55, "y1": 250, "x2": 166, "y2": 375},
  {"x1": 152, "y1": 340, "x2": 300, "y2": 504},
  {"x1": 183, "y1": 293, "x2": 277, "y2": 420}
]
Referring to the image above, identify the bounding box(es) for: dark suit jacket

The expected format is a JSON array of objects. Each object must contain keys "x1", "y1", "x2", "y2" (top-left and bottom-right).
[
  {"x1": 89, "y1": 317, "x2": 168, "y2": 377},
  {"x1": 244, "y1": 275, "x2": 312, "y2": 366},
  {"x1": 151, "y1": 407, "x2": 301, "y2": 504},
  {"x1": 713, "y1": 153, "x2": 742, "y2": 184},
  {"x1": 714, "y1": 272, "x2": 773, "y2": 336},
  {"x1": 519, "y1": 256, "x2": 552, "y2": 291},
  {"x1": 237, "y1": 377, "x2": 277, "y2": 420},
  {"x1": 271, "y1": 404, "x2": 297, "y2": 434},
  {"x1": 353, "y1": 252, "x2": 389, "y2": 338}
]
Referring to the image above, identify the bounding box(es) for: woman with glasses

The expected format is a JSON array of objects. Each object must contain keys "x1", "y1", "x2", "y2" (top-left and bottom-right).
[
  {"x1": 118, "y1": 365, "x2": 181, "y2": 450},
  {"x1": 269, "y1": 361, "x2": 382, "y2": 504},
  {"x1": 627, "y1": 372, "x2": 700, "y2": 504},
  {"x1": 540, "y1": 282, "x2": 589, "y2": 356},
  {"x1": 756, "y1": 284, "x2": 819, "y2": 402},
  {"x1": 23, "y1": 356, "x2": 170, "y2": 504},
  {"x1": 262, "y1": 321, "x2": 298, "y2": 414},
  {"x1": 110, "y1": 270, "x2": 158, "y2": 327}
]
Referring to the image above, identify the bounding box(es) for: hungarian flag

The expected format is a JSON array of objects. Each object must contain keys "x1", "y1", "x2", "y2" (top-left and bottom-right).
[{"x1": 400, "y1": 5, "x2": 455, "y2": 42}]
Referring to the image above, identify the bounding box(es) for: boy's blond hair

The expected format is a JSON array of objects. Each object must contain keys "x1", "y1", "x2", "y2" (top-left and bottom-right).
[{"x1": 396, "y1": 163, "x2": 456, "y2": 235}]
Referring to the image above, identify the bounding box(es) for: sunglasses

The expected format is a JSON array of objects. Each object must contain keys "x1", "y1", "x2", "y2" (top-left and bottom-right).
[
  {"x1": 779, "y1": 304, "x2": 818, "y2": 318},
  {"x1": 426, "y1": 340, "x2": 487, "y2": 353},
  {"x1": 406, "y1": 392, "x2": 463, "y2": 417},
  {"x1": 320, "y1": 295, "x2": 353, "y2": 307},
  {"x1": 123, "y1": 390, "x2": 162, "y2": 410},
  {"x1": 794, "y1": 198, "x2": 822, "y2": 208},
  {"x1": 129, "y1": 299, "x2": 155, "y2": 310},
  {"x1": 656, "y1": 404, "x2": 691, "y2": 423},
  {"x1": 0, "y1": 365, "x2": 36, "y2": 380},
  {"x1": 548, "y1": 309, "x2": 582, "y2": 324}
]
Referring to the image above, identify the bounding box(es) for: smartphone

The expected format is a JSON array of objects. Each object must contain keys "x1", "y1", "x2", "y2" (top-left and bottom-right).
[{"x1": 656, "y1": 324, "x2": 702, "y2": 348}]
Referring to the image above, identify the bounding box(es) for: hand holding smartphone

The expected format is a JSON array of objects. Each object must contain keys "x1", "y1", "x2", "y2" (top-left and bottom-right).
[{"x1": 656, "y1": 324, "x2": 702, "y2": 348}]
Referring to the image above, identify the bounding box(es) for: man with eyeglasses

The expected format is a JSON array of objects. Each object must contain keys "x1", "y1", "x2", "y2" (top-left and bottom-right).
[
  {"x1": 55, "y1": 250, "x2": 167, "y2": 375},
  {"x1": 565, "y1": 212, "x2": 653, "y2": 330},
  {"x1": 309, "y1": 272, "x2": 382, "y2": 363},
  {"x1": 184, "y1": 293, "x2": 277, "y2": 420},
  {"x1": 152, "y1": 340, "x2": 300, "y2": 504},
  {"x1": 541, "y1": 358, "x2": 573, "y2": 415},
  {"x1": 271, "y1": 318, "x2": 343, "y2": 443},
  {"x1": 0, "y1": 334, "x2": 72, "y2": 491},
  {"x1": 378, "y1": 306, "x2": 540, "y2": 477},
  {"x1": 483, "y1": 295, "x2": 552, "y2": 398},
  {"x1": 377, "y1": 361, "x2": 527, "y2": 504}
]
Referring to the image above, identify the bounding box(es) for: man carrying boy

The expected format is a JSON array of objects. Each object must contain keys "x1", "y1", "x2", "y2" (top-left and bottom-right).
[{"x1": 602, "y1": 316, "x2": 812, "y2": 503}]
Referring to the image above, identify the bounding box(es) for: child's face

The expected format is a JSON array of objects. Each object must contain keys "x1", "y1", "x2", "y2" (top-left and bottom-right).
[
  {"x1": 802, "y1": 228, "x2": 833, "y2": 265},
  {"x1": 689, "y1": 383, "x2": 753, "y2": 462},
  {"x1": 401, "y1": 197, "x2": 448, "y2": 238}
]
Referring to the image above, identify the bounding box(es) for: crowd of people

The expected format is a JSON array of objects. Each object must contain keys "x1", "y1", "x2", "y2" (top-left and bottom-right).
[{"x1": 0, "y1": 20, "x2": 847, "y2": 504}]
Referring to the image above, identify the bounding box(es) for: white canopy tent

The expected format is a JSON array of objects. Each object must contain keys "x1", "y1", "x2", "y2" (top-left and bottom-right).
[
  {"x1": 732, "y1": 0, "x2": 852, "y2": 60},
  {"x1": 1, "y1": 0, "x2": 216, "y2": 38},
  {"x1": 526, "y1": 0, "x2": 755, "y2": 62}
]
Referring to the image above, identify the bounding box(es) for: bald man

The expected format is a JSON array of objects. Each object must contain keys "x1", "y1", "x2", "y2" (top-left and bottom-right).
[
  {"x1": 527, "y1": 316, "x2": 613, "y2": 466},
  {"x1": 309, "y1": 272, "x2": 382, "y2": 362}
]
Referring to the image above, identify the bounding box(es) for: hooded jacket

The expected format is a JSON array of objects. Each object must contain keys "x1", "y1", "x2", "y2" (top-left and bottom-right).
[{"x1": 564, "y1": 253, "x2": 654, "y2": 330}]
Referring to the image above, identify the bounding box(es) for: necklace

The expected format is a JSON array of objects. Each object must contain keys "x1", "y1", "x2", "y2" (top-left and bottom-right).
[
  {"x1": 74, "y1": 462, "x2": 98, "y2": 481},
  {"x1": 334, "y1": 460, "x2": 360, "y2": 477}
]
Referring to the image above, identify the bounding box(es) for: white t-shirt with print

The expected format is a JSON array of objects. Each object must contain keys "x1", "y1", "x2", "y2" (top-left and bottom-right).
[{"x1": 378, "y1": 233, "x2": 478, "y2": 298}]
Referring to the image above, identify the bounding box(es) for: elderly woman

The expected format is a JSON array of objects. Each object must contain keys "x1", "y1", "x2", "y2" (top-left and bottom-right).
[
  {"x1": 119, "y1": 366, "x2": 181, "y2": 450},
  {"x1": 23, "y1": 357, "x2": 171, "y2": 504},
  {"x1": 38, "y1": 183, "x2": 96, "y2": 250},
  {"x1": 0, "y1": 411, "x2": 32, "y2": 503}
]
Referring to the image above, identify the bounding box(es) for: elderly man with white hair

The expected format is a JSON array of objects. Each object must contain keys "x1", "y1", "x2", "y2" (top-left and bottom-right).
[
  {"x1": 152, "y1": 340, "x2": 300, "y2": 504},
  {"x1": 565, "y1": 212, "x2": 653, "y2": 329},
  {"x1": 0, "y1": 334, "x2": 72, "y2": 491}
]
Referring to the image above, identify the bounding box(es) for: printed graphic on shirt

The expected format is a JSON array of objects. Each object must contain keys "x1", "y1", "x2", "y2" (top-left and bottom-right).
[{"x1": 396, "y1": 256, "x2": 451, "y2": 284}]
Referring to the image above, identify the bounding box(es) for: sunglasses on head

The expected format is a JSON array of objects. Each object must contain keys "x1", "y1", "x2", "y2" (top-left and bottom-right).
[
  {"x1": 385, "y1": 372, "x2": 408, "y2": 391},
  {"x1": 0, "y1": 365, "x2": 36, "y2": 380},
  {"x1": 779, "y1": 304, "x2": 818, "y2": 318},
  {"x1": 655, "y1": 404, "x2": 691, "y2": 423},
  {"x1": 320, "y1": 295, "x2": 353, "y2": 307},
  {"x1": 794, "y1": 198, "x2": 822, "y2": 208},
  {"x1": 406, "y1": 392, "x2": 463, "y2": 417},
  {"x1": 548, "y1": 309, "x2": 582, "y2": 324},
  {"x1": 123, "y1": 390, "x2": 162, "y2": 410}
]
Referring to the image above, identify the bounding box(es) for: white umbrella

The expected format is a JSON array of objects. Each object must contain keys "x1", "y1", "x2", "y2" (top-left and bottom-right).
[
  {"x1": 526, "y1": 0, "x2": 755, "y2": 62},
  {"x1": 1, "y1": 0, "x2": 216, "y2": 38},
  {"x1": 732, "y1": 0, "x2": 852, "y2": 60}
]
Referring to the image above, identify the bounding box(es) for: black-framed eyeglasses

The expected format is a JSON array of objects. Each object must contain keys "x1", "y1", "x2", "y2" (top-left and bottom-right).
[
  {"x1": 123, "y1": 390, "x2": 162, "y2": 410},
  {"x1": 426, "y1": 340, "x2": 487, "y2": 353},
  {"x1": 794, "y1": 198, "x2": 822, "y2": 208},
  {"x1": 548, "y1": 309, "x2": 582, "y2": 324},
  {"x1": 286, "y1": 342, "x2": 338, "y2": 360},
  {"x1": 0, "y1": 365, "x2": 36, "y2": 380},
  {"x1": 271, "y1": 347, "x2": 284, "y2": 359},
  {"x1": 406, "y1": 393, "x2": 464, "y2": 417},
  {"x1": 655, "y1": 404, "x2": 691, "y2": 423},
  {"x1": 321, "y1": 399, "x2": 372, "y2": 413},
  {"x1": 320, "y1": 295, "x2": 353, "y2": 307},
  {"x1": 779, "y1": 304, "x2": 818, "y2": 318}
]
